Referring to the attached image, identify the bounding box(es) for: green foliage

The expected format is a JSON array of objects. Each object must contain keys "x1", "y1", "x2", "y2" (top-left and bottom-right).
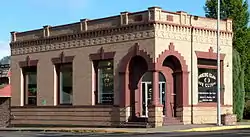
[
  {"x1": 0, "y1": 56, "x2": 10, "y2": 64},
  {"x1": 204, "y1": 0, "x2": 249, "y2": 120},
  {"x1": 233, "y1": 49, "x2": 245, "y2": 121},
  {"x1": 204, "y1": 0, "x2": 249, "y2": 63}
]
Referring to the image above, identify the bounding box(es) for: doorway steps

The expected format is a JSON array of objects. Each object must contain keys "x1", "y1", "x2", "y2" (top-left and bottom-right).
[{"x1": 163, "y1": 117, "x2": 183, "y2": 125}]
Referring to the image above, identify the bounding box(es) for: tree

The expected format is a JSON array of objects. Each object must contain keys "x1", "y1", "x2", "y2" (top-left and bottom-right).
[
  {"x1": 204, "y1": 0, "x2": 249, "y2": 63},
  {"x1": 204, "y1": 0, "x2": 249, "y2": 121},
  {"x1": 0, "y1": 56, "x2": 10, "y2": 64},
  {"x1": 233, "y1": 49, "x2": 245, "y2": 121}
]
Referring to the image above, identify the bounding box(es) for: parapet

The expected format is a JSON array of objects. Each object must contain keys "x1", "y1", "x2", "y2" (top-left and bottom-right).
[{"x1": 10, "y1": 6, "x2": 233, "y2": 42}]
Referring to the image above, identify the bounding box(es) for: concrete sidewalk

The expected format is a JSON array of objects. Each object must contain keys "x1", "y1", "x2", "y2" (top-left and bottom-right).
[{"x1": 1, "y1": 123, "x2": 250, "y2": 133}]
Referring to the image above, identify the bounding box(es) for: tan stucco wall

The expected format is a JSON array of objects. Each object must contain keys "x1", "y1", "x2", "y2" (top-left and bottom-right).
[
  {"x1": 155, "y1": 15, "x2": 233, "y2": 105},
  {"x1": 154, "y1": 15, "x2": 233, "y2": 124},
  {"x1": 182, "y1": 106, "x2": 232, "y2": 124},
  {"x1": 10, "y1": 38, "x2": 155, "y2": 106}
]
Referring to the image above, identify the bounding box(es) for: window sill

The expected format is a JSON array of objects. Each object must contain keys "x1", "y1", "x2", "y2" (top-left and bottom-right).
[
  {"x1": 57, "y1": 104, "x2": 73, "y2": 106},
  {"x1": 95, "y1": 103, "x2": 114, "y2": 106}
]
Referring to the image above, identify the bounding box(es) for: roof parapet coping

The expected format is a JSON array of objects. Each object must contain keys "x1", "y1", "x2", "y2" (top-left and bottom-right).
[
  {"x1": 120, "y1": 11, "x2": 130, "y2": 14},
  {"x1": 80, "y1": 18, "x2": 89, "y2": 31},
  {"x1": 11, "y1": 7, "x2": 233, "y2": 43},
  {"x1": 43, "y1": 25, "x2": 51, "y2": 37},
  {"x1": 120, "y1": 11, "x2": 129, "y2": 25},
  {"x1": 148, "y1": 6, "x2": 162, "y2": 10},
  {"x1": 148, "y1": 6, "x2": 162, "y2": 21},
  {"x1": 10, "y1": 31, "x2": 17, "y2": 42}
]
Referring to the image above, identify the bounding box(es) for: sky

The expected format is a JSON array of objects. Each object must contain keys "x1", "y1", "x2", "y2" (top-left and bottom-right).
[{"x1": 0, "y1": 0, "x2": 207, "y2": 58}]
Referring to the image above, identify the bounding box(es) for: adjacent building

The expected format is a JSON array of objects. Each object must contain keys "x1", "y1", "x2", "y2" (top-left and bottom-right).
[
  {"x1": 10, "y1": 7, "x2": 233, "y2": 127},
  {"x1": 0, "y1": 64, "x2": 11, "y2": 127}
]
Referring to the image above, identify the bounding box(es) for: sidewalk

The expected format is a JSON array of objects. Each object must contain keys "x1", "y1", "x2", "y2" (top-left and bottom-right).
[{"x1": 1, "y1": 123, "x2": 250, "y2": 133}]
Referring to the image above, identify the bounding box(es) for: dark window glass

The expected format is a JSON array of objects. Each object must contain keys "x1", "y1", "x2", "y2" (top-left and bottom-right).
[
  {"x1": 198, "y1": 68, "x2": 217, "y2": 102},
  {"x1": 198, "y1": 59, "x2": 217, "y2": 66},
  {"x1": 23, "y1": 67, "x2": 37, "y2": 105},
  {"x1": 57, "y1": 63, "x2": 73, "y2": 105},
  {"x1": 97, "y1": 60, "x2": 114, "y2": 104}
]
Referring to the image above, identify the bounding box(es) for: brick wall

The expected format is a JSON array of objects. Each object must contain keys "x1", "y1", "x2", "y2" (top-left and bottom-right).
[
  {"x1": 10, "y1": 106, "x2": 121, "y2": 127},
  {"x1": 0, "y1": 98, "x2": 10, "y2": 127}
]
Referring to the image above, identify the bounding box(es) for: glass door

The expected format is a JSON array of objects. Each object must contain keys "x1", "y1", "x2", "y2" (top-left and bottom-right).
[
  {"x1": 141, "y1": 82, "x2": 152, "y2": 117},
  {"x1": 141, "y1": 82, "x2": 166, "y2": 117},
  {"x1": 159, "y1": 82, "x2": 166, "y2": 116}
]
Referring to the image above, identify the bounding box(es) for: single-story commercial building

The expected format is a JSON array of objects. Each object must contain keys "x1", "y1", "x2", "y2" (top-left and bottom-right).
[{"x1": 10, "y1": 7, "x2": 233, "y2": 128}]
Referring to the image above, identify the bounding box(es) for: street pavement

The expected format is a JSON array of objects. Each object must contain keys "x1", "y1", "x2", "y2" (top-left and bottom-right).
[{"x1": 1, "y1": 129, "x2": 250, "y2": 137}]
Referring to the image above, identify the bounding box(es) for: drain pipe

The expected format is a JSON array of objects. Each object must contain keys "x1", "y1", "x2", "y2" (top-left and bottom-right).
[{"x1": 190, "y1": 15, "x2": 194, "y2": 124}]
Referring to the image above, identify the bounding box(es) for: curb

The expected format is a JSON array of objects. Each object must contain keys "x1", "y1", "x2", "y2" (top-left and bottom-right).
[
  {"x1": 0, "y1": 128, "x2": 132, "y2": 133},
  {"x1": 176, "y1": 125, "x2": 250, "y2": 132}
]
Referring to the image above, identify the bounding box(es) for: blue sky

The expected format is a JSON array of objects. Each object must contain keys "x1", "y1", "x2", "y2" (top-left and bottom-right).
[{"x1": 0, "y1": 0, "x2": 206, "y2": 58}]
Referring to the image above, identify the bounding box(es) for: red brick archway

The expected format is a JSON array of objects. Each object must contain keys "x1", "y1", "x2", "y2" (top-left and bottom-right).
[
  {"x1": 156, "y1": 42, "x2": 189, "y2": 109},
  {"x1": 118, "y1": 43, "x2": 154, "y2": 108}
]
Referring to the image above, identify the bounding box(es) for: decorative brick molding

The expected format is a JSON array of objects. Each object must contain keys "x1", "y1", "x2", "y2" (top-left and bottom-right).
[
  {"x1": 19, "y1": 56, "x2": 38, "y2": 67},
  {"x1": 156, "y1": 42, "x2": 189, "y2": 107},
  {"x1": 156, "y1": 43, "x2": 188, "y2": 71},
  {"x1": 118, "y1": 43, "x2": 154, "y2": 107},
  {"x1": 195, "y1": 47, "x2": 225, "y2": 60},
  {"x1": 118, "y1": 43, "x2": 154, "y2": 73},
  {"x1": 10, "y1": 23, "x2": 155, "y2": 55},
  {"x1": 89, "y1": 47, "x2": 116, "y2": 61},
  {"x1": 51, "y1": 52, "x2": 75, "y2": 64},
  {"x1": 195, "y1": 46, "x2": 225, "y2": 106}
]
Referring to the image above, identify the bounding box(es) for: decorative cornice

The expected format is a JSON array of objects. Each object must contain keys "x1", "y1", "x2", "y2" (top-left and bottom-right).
[
  {"x1": 10, "y1": 21, "x2": 233, "y2": 56},
  {"x1": 154, "y1": 23, "x2": 233, "y2": 46},
  {"x1": 11, "y1": 28, "x2": 155, "y2": 56},
  {"x1": 10, "y1": 22, "x2": 154, "y2": 49}
]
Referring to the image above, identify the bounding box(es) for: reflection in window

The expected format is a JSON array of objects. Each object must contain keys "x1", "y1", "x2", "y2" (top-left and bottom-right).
[
  {"x1": 57, "y1": 63, "x2": 73, "y2": 105},
  {"x1": 23, "y1": 67, "x2": 37, "y2": 105},
  {"x1": 97, "y1": 60, "x2": 114, "y2": 104}
]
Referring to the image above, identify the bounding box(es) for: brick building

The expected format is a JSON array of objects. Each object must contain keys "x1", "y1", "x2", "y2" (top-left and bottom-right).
[
  {"x1": 0, "y1": 64, "x2": 11, "y2": 127},
  {"x1": 10, "y1": 7, "x2": 233, "y2": 127}
]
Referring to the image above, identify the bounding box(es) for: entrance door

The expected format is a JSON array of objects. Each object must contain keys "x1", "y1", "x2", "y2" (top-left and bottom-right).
[
  {"x1": 141, "y1": 81, "x2": 166, "y2": 117},
  {"x1": 159, "y1": 82, "x2": 166, "y2": 116},
  {"x1": 141, "y1": 82, "x2": 152, "y2": 117}
]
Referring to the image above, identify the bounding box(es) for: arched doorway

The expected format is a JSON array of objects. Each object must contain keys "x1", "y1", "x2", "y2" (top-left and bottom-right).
[
  {"x1": 128, "y1": 55, "x2": 148, "y2": 120},
  {"x1": 140, "y1": 72, "x2": 166, "y2": 117},
  {"x1": 162, "y1": 55, "x2": 182, "y2": 118},
  {"x1": 156, "y1": 44, "x2": 189, "y2": 125}
]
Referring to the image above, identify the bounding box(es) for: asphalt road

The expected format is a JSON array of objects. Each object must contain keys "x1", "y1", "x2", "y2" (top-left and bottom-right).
[{"x1": 1, "y1": 129, "x2": 250, "y2": 137}]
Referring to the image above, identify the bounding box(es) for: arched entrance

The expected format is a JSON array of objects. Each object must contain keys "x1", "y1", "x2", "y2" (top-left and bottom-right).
[
  {"x1": 128, "y1": 55, "x2": 148, "y2": 120},
  {"x1": 162, "y1": 55, "x2": 182, "y2": 118},
  {"x1": 156, "y1": 43, "x2": 189, "y2": 123}
]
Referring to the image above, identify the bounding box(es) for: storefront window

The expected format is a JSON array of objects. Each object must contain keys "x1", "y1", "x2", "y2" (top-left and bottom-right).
[
  {"x1": 57, "y1": 63, "x2": 73, "y2": 105},
  {"x1": 23, "y1": 67, "x2": 37, "y2": 105},
  {"x1": 97, "y1": 60, "x2": 114, "y2": 104},
  {"x1": 198, "y1": 68, "x2": 217, "y2": 103}
]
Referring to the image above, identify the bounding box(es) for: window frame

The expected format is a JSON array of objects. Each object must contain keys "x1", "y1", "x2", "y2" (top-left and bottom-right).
[
  {"x1": 197, "y1": 58, "x2": 224, "y2": 105},
  {"x1": 56, "y1": 63, "x2": 73, "y2": 106},
  {"x1": 94, "y1": 59, "x2": 114, "y2": 105},
  {"x1": 23, "y1": 66, "x2": 37, "y2": 106}
]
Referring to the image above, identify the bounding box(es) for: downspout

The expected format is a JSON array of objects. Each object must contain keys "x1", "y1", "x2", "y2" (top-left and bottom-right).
[{"x1": 190, "y1": 15, "x2": 194, "y2": 124}]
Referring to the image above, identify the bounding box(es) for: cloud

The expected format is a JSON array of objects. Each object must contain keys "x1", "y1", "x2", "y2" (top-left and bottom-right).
[{"x1": 0, "y1": 41, "x2": 10, "y2": 59}]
